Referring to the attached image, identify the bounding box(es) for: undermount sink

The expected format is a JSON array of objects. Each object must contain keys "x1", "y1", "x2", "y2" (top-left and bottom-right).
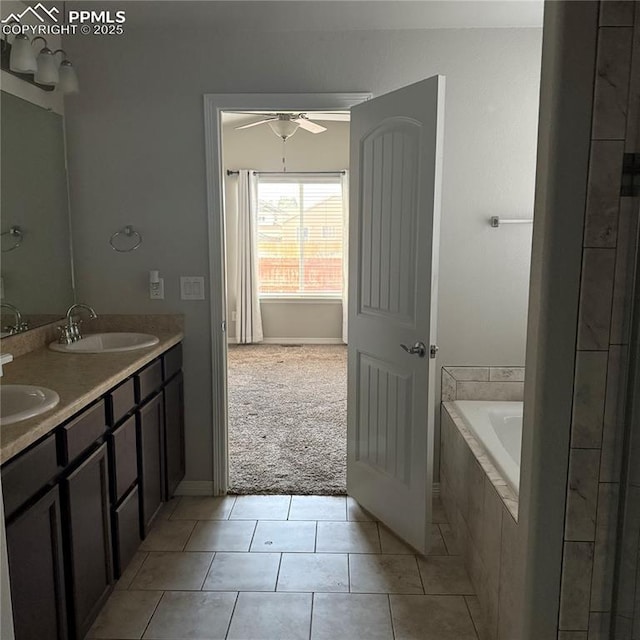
[
  {"x1": 49, "y1": 332, "x2": 160, "y2": 354},
  {"x1": 1, "y1": 384, "x2": 60, "y2": 426}
]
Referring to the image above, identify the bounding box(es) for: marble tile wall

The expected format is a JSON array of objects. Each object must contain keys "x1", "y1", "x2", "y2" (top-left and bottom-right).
[
  {"x1": 441, "y1": 366, "x2": 525, "y2": 402},
  {"x1": 440, "y1": 404, "x2": 522, "y2": 640},
  {"x1": 557, "y1": 2, "x2": 640, "y2": 636}
]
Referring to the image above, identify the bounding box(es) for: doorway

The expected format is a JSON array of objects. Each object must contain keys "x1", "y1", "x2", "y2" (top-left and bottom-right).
[
  {"x1": 203, "y1": 93, "x2": 369, "y2": 497},
  {"x1": 220, "y1": 111, "x2": 352, "y2": 494}
]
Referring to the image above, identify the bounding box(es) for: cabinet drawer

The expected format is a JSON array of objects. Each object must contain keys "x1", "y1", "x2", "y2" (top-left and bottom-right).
[
  {"x1": 163, "y1": 343, "x2": 182, "y2": 381},
  {"x1": 135, "y1": 359, "x2": 163, "y2": 403},
  {"x1": 2, "y1": 433, "x2": 60, "y2": 520},
  {"x1": 60, "y1": 400, "x2": 107, "y2": 465},
  {"x1": 108, "y1": 378, "x2": 135, "y2": 426},
  {"x1": 110, "y1": 415, "x2": 138, "y2": 503},
  {"x1": 113, "y1": 485, "x2": 141, "y2": 578}
]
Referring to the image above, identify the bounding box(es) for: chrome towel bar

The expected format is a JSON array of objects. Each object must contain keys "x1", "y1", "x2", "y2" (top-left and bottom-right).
[{"x1": 490, "y1": 216, "x2": 533, "y2": 228}]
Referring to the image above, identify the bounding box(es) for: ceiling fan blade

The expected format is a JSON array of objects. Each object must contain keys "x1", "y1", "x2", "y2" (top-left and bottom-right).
[
  {"x1": 294, "y1": 118, "x2": 327, "y2": 134},
  {"x1": 235, "y1": 118, "x2": 277, "y2": 130},
  {"x1": 306, "y1": 112, "x2": 350, "y2": 122}
]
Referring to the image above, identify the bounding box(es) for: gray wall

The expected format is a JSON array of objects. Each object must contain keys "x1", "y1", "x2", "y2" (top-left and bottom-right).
[
  {"x1": 223, "y1": 120, "x2": 349, "y2": 342},
  {"x1": 63, "y1": 14, "x2": 542, "y2": 483}
]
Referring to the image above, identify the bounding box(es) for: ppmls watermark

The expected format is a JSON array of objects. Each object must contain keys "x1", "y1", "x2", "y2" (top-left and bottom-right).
[{"x1": 1, "y1": 3, "x2": 126, "y2": 36}]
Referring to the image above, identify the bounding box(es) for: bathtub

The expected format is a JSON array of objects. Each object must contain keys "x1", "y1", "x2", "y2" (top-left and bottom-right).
[{"x1": 453, "y1": 400, "x2": 523, "y2": 494}]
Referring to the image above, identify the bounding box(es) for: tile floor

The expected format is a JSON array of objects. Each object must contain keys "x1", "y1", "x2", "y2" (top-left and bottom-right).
[{"x1": 87, "y1": 495, "x2": 489, "y2": 640}]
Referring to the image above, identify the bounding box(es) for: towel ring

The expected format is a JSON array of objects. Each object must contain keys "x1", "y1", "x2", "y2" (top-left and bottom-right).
[
  {"x1": 1, "y1": 226, "x2": 23, "y2": 253},
  {"x1": 109, "y1": 225, "x2": 142, "y2": 252}
]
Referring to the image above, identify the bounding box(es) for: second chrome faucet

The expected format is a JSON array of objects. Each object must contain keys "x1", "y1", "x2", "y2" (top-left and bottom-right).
[{"x1": 58, "y1": 303, "x2": 98, "y2": 344}]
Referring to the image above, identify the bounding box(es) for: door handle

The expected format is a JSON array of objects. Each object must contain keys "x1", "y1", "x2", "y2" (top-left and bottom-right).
[{"x1": 400, "y1": 341, "x2": 427, "y2": 358}]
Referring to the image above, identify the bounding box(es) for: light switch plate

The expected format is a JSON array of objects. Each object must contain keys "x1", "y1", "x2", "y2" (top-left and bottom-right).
[{"x1": 180, "y1": 276, "x2": 205, "y2": 300}]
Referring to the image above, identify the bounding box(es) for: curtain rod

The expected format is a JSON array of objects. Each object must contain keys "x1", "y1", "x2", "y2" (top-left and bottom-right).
[{"x1": 226, "y1": 170, "x2": 346, "y2": 176}]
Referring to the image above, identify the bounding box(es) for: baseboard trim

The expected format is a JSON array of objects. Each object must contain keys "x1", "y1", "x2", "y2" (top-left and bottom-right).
[
  {"x1": 228, "y1": 337, "x2": 345, "y2": 345},
  {"x1": 174, "y1": 481, "x2": 214, "y2": 496}
]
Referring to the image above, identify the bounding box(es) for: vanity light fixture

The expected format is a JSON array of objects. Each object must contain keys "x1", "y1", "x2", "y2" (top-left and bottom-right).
[
  {"x1": 33, "y1": 38, "x2": 59, "y2": 85},
  {"x1": 8, "y1": 34, "x2": 37, "y2": 73},
  {"x1": 3, "y1": 34, "x2": 79, "y2": 93}
]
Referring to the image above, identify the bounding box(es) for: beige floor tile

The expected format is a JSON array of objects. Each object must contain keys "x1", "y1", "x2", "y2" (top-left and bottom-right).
[
  {"x1": 439, "y1": 523, "x2": 461, "y2": 555},
  {"x1": 227, "y1": 592, "x2": 312, "y2": 640},
  {"x1": 465, "y1": 595, "x2": 493, "y2": 640},
  {"x1": 130, "y1": 552, "x2": 214, "y2": 591},
  {"x1": 289, "y1": 495, "x2": 347, "y2": 521},
  {"x1": 155, "y1": 498, "x2": 179, "y2": 521},
  {"x1": 203, "y1": 552, "x2": 281, "y2": 591},
  {"x1": 429, "y1": 525, "x2": 449, "y2": 556},
  {"x1": 417, "y1": 555, "x2": 475, "y2": 595},
  {"x1": 277, "y1": 553, "x2": 349, "y2": 592},
  {"x1": 390, "y1": 594, "x2": 478, "y2": 640},
  {"x1": 142, "y1": 591, "x2": 237, "y2": 639},
  {"x1": 139, "y1": 519, "x2": 196, "y2": 552},
  {"x1": 251, "y1": 520, "x2": 316, "y2": 552},
  {"x1": 170, "y1": 496, "x2": 236, "y2": 520},
  {"x1": 185, "y1": 520, "x2": 256, "y2": 552},
  {"x1": 86, "y1": 590, "x2": 162, "y2": 639},
  {"x1": 379, "y1": 526, "x2": 417, "y2": 555},
  {"x1": 433, "y1": 497, "x2": 448, "y2": 524},
  {"x1": 230, "y1": 494, "x2": 291, "y2": 520},
  {"x1": 311, "y1": 593, "x2": 394, "y2": 640},
  {"x1": 316, "y1": 521, "x2": 380, "y2": 553},
  {"x1": 115, "y1": 552, "x2": 148, "y2": 590},
  {"x1": 349, "y1": 554, "x2": 423, "y2": 594},
  {"x1": 347, "y1": 497, "x2": 377, "y2": 521}
]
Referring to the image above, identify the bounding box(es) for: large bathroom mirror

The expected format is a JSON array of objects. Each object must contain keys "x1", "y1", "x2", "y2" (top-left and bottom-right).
[{"x1": 0, "y1": 90, "x2": 75, "y2": 336}]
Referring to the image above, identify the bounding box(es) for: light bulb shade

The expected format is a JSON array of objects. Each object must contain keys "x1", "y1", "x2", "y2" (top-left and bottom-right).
[
  {"x1": 9, "y1": 35, "x2": 37, "y2": 73},
  {"x1": 35, "y1": 48, "x2": 59, "y2": 85},
  {"x1": 58, "y1": 60, "x2": 79, "y2": 94},
  {"x1": 268, "y1": 119, "x2": 299, "y2": 141}
]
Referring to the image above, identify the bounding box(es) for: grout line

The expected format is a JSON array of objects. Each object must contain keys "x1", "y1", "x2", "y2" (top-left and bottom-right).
[
  {"x1": 309, "y1": 591, "x2": 315, "y2": 640},
  {"x1": 139, "y1": 589, "x2": 166, "y2": 638},
  {"x1": 347, "y1": 553, "x2": 352, "y2": 592},
  {"x1": 198, "y1": 552, "x2": 217, "y2": 590},
  {"x1": 463, "y1": 595, "x2": 482, "y2": 640},
  {"x1": 388, "y1": 593, "x2": 397, "y2": 640},
  {"x1": 274, "y1": 552, "x2": 284, "y2": 592},
  {"x1": 314, "y1": 520, "x2": 318, "y2": 552},
  {"x1": 179, "y1": 520, "x2": 199, "y2": 551},
  {"x1": 247, "y1": 520, "x2": 259, "y2": 552},
  {"x1": 286, "y1": 495, "x2": 293, "y2": 520},
  {"x1": 414, "y1": 553, "x2": 426, "y2": 595},
  {"x1": 224, "y1": 591, "x2": 240, "y2": 639}
]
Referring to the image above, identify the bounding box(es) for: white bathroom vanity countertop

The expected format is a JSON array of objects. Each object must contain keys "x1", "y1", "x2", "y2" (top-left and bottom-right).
[{"x1": 0, "y1": 330, "x2": 183, "y2": 465}]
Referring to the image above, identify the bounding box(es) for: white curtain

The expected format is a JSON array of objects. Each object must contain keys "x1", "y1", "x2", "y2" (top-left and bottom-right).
[
  {"x1": 235, "y1": 170, "x2": 263, "y2": 344},
  {"x1": 341, "y1": 170, "x2": 349, "y2": 344}
]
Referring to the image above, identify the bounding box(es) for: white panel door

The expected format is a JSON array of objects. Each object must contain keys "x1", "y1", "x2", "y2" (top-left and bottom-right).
[{"x1": 347, "y1": 76, "x2": 445, "y2": 554}]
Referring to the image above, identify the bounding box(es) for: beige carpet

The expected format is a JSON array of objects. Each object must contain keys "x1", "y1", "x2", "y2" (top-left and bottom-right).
[{"x1": 227, "y1": 344, "x2": 347, "y2": 495}]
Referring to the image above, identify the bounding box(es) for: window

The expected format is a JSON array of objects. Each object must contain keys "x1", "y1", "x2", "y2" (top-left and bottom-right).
[{"x1": 256, "y1": 175, "x2": 344, "y2": 296}]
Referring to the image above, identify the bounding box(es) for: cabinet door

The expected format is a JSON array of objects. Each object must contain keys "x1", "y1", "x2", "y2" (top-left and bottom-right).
[
  {"x1": 6, "y1": 486, "x2": 67, "y2": 640},
  {"x1": 138, "y1": 393, "x2": 165, "y2": 536},
  {"x1": 64, "y1": 443, "x2": 113, "y2": 640},
  {"x1": 164, "y1": 372, "x2": 185, "y2": 498}
]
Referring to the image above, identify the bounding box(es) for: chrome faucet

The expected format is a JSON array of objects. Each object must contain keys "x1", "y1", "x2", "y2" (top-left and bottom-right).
[
  {"x1": 58, "y1": 303, "x2": 98, "y2": 344},
  {"x1": 1, "y1": 302, "x2": 29, "y2": 335}
]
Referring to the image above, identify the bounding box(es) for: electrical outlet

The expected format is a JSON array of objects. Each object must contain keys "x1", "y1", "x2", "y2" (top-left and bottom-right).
[{"x1": 150, "y1": 278, "x2": 164, "y2": 300}]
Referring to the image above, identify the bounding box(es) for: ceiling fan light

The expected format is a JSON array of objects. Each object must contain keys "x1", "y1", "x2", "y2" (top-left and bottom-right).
[{"x1": 268, "y1": 119, "x2": 299, "y2": 141}]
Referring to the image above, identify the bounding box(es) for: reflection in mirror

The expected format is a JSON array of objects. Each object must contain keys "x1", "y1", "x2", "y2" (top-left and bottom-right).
[{"x1": 1, "y1": 90, "x2": 75, "y2": 337}]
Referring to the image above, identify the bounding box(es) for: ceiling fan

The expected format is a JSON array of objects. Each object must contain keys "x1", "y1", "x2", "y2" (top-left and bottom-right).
[{"x1": 233, "y1": 112, "x2": 350, "y2": 141}]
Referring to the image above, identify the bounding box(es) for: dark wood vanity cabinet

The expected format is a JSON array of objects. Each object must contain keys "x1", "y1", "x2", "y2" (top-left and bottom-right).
[
  {"x1": 2, "y1": 341, "x2": 185, "y2": 640},
  {"x1": 138, "y1": 392, "x2": 165, "y2": 536},
  {"x1": 164, "y1": 372, "x2": 185, "y2": 498},
  {"x1": 5, "y1": 486, "x2": 68, "y2": 640},
  {"x1": 63, "y1": 443, "x2": 113, "y2": 640}
]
